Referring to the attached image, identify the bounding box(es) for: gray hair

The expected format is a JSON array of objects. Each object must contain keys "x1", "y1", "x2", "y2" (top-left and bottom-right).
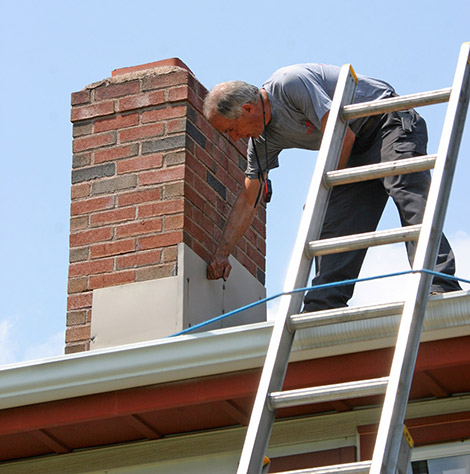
[{"x1": 203, "y1": 81, "x2": 260, "y2": 120}]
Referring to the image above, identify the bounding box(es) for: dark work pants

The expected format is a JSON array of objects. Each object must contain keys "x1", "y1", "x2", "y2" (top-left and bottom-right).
[{"x1": 304, "y1": 110, "x2": 462, "y2": 312}]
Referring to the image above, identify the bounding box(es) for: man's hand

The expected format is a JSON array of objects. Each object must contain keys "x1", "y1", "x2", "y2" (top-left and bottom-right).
[
  {"x1": 207, "y1": 254, "x2": 232, "y2": 280},
  {"x1": 206, "y1": 177, "x2": 260, "y2": 282}
]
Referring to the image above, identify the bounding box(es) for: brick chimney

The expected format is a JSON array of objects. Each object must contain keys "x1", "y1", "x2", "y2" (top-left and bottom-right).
[{"x1": 66, "y1": 59, "x2": 266, "y2": 353}]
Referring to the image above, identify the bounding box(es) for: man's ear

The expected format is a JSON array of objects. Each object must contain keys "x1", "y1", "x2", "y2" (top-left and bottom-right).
[{"x1": 241, "y1": 103, "x2": 254, "y2": 114}]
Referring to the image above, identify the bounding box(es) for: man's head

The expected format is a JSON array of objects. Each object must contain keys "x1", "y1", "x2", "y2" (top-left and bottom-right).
[{"x1": 203, "y1": 81, "x2": 265, "y2": 141}]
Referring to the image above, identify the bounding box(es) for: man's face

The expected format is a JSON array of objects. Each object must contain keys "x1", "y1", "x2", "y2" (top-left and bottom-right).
[{"x1": 210, "y1": 104, "x2": 264, "y2": 141}]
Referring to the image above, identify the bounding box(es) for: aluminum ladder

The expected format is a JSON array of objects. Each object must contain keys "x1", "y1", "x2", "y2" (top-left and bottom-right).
[{"x1": 237, "y1": 41, "x2": 470, "y2": 474}]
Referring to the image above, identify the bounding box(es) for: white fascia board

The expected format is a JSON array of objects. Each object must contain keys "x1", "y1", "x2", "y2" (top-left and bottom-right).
[
  {"x1": 0, "y1": 290, "x2": 469, "y2": 410},
  {"x1": 0, "y1": 322, "x2": 271, "y2": 410}
]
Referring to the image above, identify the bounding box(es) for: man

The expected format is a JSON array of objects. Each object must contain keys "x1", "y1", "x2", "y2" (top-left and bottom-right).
[{"x1": 203, "y1": 64, "x2": 461, "y2": 312}]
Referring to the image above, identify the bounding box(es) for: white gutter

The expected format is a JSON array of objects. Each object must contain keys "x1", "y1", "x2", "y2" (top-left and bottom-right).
[{"x1": 0, "y1": 290, "x2": 469, "y2": 410}]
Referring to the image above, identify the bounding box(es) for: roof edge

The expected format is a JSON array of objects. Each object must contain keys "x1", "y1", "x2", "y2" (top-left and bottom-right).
[{"x1": 0, "y1": 291, "x2": 469, "y2": 410}]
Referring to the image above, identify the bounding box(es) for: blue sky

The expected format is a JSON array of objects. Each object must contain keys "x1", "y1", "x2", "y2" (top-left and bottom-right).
[{"x1": 1, "y1": 0, "x2": 469, "y2": 364}]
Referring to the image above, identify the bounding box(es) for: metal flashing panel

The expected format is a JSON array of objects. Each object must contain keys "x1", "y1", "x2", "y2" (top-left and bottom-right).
[{"x1": 90, "y1": 243, "x2": 266, "y2": 349}]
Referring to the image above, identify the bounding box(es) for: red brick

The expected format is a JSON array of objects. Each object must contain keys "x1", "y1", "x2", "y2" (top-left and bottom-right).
[
  {"x1": 65, "y1": 325, "x2": 91, "y2": 343},
  {"x1": 67, "y1": 292, "x2": 93, "y2": 311},
  {"x1": 226, "y1": 162, "x2": 244, "y2": 190},
  {"x1": 141, "y1": 69, "x2": 190, "y2": 89},
  {"x1": 138, "y1": 198, "x2": 184, "y2": 218},
  {"x1": 117, "y1": 250, "x2": 162, "y2": 269},
  {"x1": 95, "y1": 81, "x2": 140, "y2": 101},
  {"x1": 72, "y1": 151, "x2": 92, "y2": 168},
  {"x1": 71, "y1": 182, "x2": 91, "y2": 199},
  {"x1": 163, "y1": 151, "x2": 185, "y2": 166},
  {"x1": 118, "y1": 91, "x2": 165, "y2": 112},
  {"x1": 210, "y1": 144, "x2": 229, "y2": 169},
  {"x1": 168, "y1": 85, "x2": 189, "y2": 102},
  {"x1": 245, "y1": 227, "x2": 257, "y2": 246},
  {"x1": 94, "y1": 144, "x2": 138, "y2": 164},
  {"x1": 184, "y1": 183, "x2": 206, "y2": 210},
  {"x1": 138, "y1": 231, "x2": 183, "y2": 250},
  {"x1": 193, "y1": 207, "x2": 215, "y2": 236},
  {"x1": 119, "y1": 123, "x2": 164, "y2": 143},
  {"x1": 91, "y1": 239, "x2": 136, "y2": 259},
  {"x1": 192, "y1": 240, "x2": 212, "y2": 264},
  {"x1": 139, "y1": 165, "x2": 185, "y2": 186},
  {"x1": 66, "y1": 310, "x2": 87, "y2": 326},
  {"x1": 90, "y1": 206, "x2": 136, "y2": 225},
  {"x1": 216, "y1": 166, "x2": 239, "y2": 194},
  {"x1": 233, "y1": 248, "x2": 256, "y2": 278},
  {"x1": 73, "y1": 132, "x2": 116, "y2": 153},
  {"x1": 185, "y1": 152, "x2": 206, "y2": 178},
  {"x1": 70, "y1": 216, "x2": 89, "y2": 231},
  {"x1": 94, "y1": 113, "x2": 139, "y2": 133},
  {"x1": 141, "y1": 105, "x2": 186, "y2": 123},
  {"x1": 202, "y1": 201, "x2": 223, "y2": 229},
  {"x1": 185, "y1": 217, "x2": 210, "y2": 247},
  {"x1": 71, "y1": 101, "x2": 115, "y2": 122},
  {"x1": 65, "y1": 342, "x2": 90, "y2": 353},
  {"x1": 246, "y1": 242, "x2": 265, "y2": 270},
  {"x1": 69, "y1": 258, "x2": 114, "y2": 278},
  {"x1": 257, "y1": 235, "x2": 266, "y2": 255},
  {"x1": 116, "y1": 218, "x2": 163, "y2": 238},
  {"x1": 163, "y1": 181, "x2": 184, "y2": 198},
  {"x1": 166, "y1": 118, "x2": 186, "y2": 134},
  {"x1": 192, "y1": 172, "x2": 217, "y2": 203},
  {"x1": 68, "y1": 277, "x2": 88, "y2": 294},
  {"x1": 71, "y1": 90, "x2": 90, "y2": 106},
  {"x1": 117, "y1": 154, "x2": 163, "y2": 174},
  {"x1": 252, "y1": 215, "x2": 266, "y2": 238},
  {"x1": 162, "y1": 246, "x2": 177, "y2": 263},
  {"x1": 196, "y1": 209, "x2": 214, "y2": 237},
  {"x1": 135, "y1": 264, "x2": 174, "y2": 281},
  {"x1": 195, "y1": 114, "x2": 217, "y2": 143},
  {"x1": 170, "y1": 86, "x2": 203, "y2": 111},
  {"x1": 70, "y1": 227, "x2": 113, "y2": 247},
  {"x1": 164, "y1": 214, "x2": 184, "y2": 231},
  {"x1": 71, "y1": 196, "x2": 114, "y2": 216},
  {"x1": 118, "y1": 188, "x2": 161, "y2": 207},
  {"x1": 195, "y1": 145, "x2": 216, "y2": 172},
  {"x1": 90, "y1": 270, "x2": 135, "y2": 289}
]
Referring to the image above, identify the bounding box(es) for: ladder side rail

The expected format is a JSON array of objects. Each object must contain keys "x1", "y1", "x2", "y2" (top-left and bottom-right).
[
  {"x1": 236, "y1": 65, "x2": 358, "y2": 474},
  {"x1": 370, "y1": 42, "x2": 470, "y2": 474},
  {"x1": 277, "y1": 64, "x2": 359, "y2": 320},
  {"x1": 343, "y1": 87, "x2": 451, "y2": 120}
]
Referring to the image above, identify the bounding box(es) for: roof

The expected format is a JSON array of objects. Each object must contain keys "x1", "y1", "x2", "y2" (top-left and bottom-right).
[{"x1": 1, "y1": 290, "x2": 469, "y2": 468}]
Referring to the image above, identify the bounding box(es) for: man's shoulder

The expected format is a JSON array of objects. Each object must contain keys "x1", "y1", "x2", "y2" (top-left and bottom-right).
[{"x1": 264, "y1": 63, "x2": 339, "y2": 88}]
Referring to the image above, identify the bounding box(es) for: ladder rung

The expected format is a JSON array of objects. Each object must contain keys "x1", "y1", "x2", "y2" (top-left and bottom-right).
[
  {"x1": 268, "y1": 377, "x2": 388, "y2": 410},
  {"x1": 324, "y1": 154, "x2": 436, "y2": 187},
  {"x1": 306, "y1": 225, "x2": 420, "y2": 257},
  {"x1": 342, "y1": 87, "x2": 451, "y2": 120},
  {"x1": 274, "y1": 461, "x2": 372, "y2": 474},
  {"x1": 289, "y1": 301, "x2": 404, "y2": 330}
]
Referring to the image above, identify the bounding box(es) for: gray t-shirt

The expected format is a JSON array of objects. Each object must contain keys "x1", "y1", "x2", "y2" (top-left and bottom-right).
[{"x1": 246, "y1": 63, "x2": 395, "y2": 178}]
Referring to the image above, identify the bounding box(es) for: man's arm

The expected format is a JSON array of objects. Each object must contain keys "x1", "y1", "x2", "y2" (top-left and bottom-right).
[
  {"x1": 207, "y1": 177, "x2": 261, "y2": 280},
  {"x1": 320, "y1": 111, "x2": 356, "y2": 169}
]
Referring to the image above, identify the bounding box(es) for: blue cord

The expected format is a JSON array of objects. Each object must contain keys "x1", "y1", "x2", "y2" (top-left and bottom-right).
[{"x1": 169, "y1": 269, "x2": 469, "y2": 337}]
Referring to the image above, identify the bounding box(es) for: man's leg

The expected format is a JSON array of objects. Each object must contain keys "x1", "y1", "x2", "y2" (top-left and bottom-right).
[
  {"x1": 303, "y1": 178, "x2": 389, "y2": 312},
  {"x1": 380, "y1": 110, "x2": 462, "y2": 293}
]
